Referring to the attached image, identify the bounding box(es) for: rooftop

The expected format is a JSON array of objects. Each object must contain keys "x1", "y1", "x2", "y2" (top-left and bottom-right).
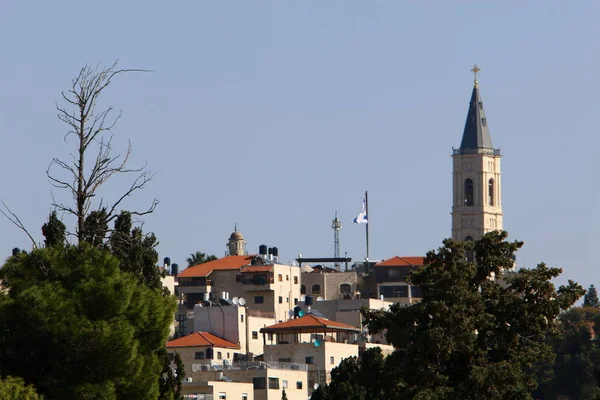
[
  {"x1": 177, "y1": 255, "x2": 256, "y2": 278},
  {"x1": 260, "y1": 313, "x2": 361, "y2": 334},
  {"x1": 240, "y1": 265, "x2": 273, "y2": 273},
  {"x1": 167, "y1": 332, "x2": 240, "y2": 349},
  {"x1": 376, "y1": 256, "x2": 425, "y2": 267}
]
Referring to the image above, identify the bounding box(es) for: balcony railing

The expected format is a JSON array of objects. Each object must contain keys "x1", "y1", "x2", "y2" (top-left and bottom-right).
[
  {"x1": 452, "y1": 147, "x2": 501, "y2": 156},
  {"x1": 242, "y1": 277, "x2": 274, "y2": 285},
  {"x1": 183, "y1": 395, "x2": 213, "y2": 400},
  {"x1": 192, "y1": 360, "x2": 307, "y2": 372}
]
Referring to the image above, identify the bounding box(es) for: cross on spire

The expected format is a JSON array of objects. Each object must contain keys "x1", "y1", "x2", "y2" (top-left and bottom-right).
[{"x1": 471, "y1": 64, "x2": 481, "y2": 83}]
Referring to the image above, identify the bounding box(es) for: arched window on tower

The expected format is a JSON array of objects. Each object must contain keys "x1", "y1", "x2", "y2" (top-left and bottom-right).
[
  {"x1": 465, "y1": 236, "x2": 474, "y2": 262},
  {"x1": 488, "y1": 179, "x2": 494, "y2": 206},
  {"x1": 464, "y1": 179, "x2": 474, "y2": 206}
]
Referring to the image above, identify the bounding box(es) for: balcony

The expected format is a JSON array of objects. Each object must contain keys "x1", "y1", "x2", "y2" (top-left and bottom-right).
[
  {"x1": 452, "y1": 147, "x2": 501, "y2": 156},
  {"x1": 241, "y1": 276, "x2": 274, "y2": 291},
  {"x1": 192, "y1": 360, "x2": 308, "y2": 372}
]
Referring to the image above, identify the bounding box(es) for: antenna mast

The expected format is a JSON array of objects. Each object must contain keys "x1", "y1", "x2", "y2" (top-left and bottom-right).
[{"x1": 332, "y1": 211, "x2": 342, "y2": 269}]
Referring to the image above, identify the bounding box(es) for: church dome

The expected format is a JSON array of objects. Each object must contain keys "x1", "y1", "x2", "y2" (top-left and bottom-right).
[{"x1": 229, "y1": 231, "x2": 244, "y2": 240}]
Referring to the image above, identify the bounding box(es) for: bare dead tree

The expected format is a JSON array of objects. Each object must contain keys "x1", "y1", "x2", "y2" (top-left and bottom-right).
[{"x1": 47, "y1": 61, "x2": 158, "y2": 243}]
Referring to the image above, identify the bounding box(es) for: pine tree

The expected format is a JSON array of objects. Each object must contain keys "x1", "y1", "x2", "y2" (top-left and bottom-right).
[{"x1": 584, "y1": 284, "x2": 600, "y2": 308}]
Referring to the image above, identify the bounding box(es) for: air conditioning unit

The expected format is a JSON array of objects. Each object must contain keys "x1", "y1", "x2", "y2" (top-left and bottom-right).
[{"x1": 186, "y1": 377, "x2": 193, "y2": 383}]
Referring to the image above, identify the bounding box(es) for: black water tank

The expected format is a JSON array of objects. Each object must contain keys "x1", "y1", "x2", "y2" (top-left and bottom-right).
[
  {"x1": 163, "y1": 257, "x2": 171, "y2": 267},
  {"x1": 272, "y1": 247, "x2": 279, "y2": 257},
  {"x1": 259, "y1": 245, "x2": 268, "y2": 255},
  {"x1": 172, "y1": 263, "x2": 179, "y2": 276},
  {"x1": 268, "y1": 247, "x2": 273, "y2": 255},
  {"x1": 305, "y1": 296, "x2": 313, "y2": 306}
]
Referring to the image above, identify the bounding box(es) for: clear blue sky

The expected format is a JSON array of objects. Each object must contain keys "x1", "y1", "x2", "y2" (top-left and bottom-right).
[{"x1": 1, "y1": 1, "x2": 598, "y2": 288}]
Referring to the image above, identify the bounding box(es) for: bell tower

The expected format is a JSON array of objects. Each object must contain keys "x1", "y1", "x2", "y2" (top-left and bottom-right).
[{"x1": 452, "y1": 65, "x2": 503, "y2": 242}]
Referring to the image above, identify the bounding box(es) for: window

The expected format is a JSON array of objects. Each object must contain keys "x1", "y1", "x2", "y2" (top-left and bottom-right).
[
  {"x1": 206, "y1": 348, "x2": 213, "y2": 359},
  {"x1": 254, "y1": 296, "x2": 264, "y2": 304},
  {"x1": 411, "y1": 285, "x2": 424, "y2": 298},
  {"x1": 252, "y1": 331, "x2": 258, "y2": 340},
  {"x1": 218, "y1": 393, "x2": 226, "y2": 400},
  {"x1": 227, "y1": 352, "x2": 230, "y2": 358},
  {"x1": 294, "y1": 276, "x2": 298, "y2": 284},
  {"x1": 286, "y1": 275, "x2": 289, "y2": 281},
  {"x1": 242, "y1": 394, "x2": 248, "y2": 400},
  {"x1": 294, "y1": 298, "x2": 298, "y2": 305},
  {"x1": 268, "y1": 377, "x2": 280, "y2": 390},
  {"x1": 388, "y1": 269, "x2": 401, "y2": 278},
  {"x1": 464, "y1": 179, "x2": 474, "y2": 206},
  {"x1": 301, "y1": 285, "x2": 306, "y2": 295},
  {"x1": 296, "y1": 381, "x2": 303, "y2": 390},
  {"x1": 235, "y1": 274, "x2": 242, "y2": 283},
  {"x1": 340, "y1": 283, "x2": 351, "y2": 294},
  {"x1": 380, "y1": 285, "x2": 409, "y2": 298},
  {"x1": 278, "y1": 296, "x2": 283, "y2": 304},
  {"x1": 478, "y1": 101, "x2": 483, "y2": 110},
  {"x1": 305, "y1": 356, "x2": 314, "y2": 364},
  {"x1": 194, "y1": 351, "x2": 205, "y2": 360},
  {"x1": 279, "y1": 358, "x2": 292, "y2": 362},
  {"x1": 253, "y1": 377, "x2": 266, "y2": 389},
  {"x1": 278, "y1": 274, "x2": 283, "y2": 282},
  {"x1": 283, "y1": 380, "x2": 289, "y2": 389},
  {"x1": 312, "y1": 284, "x2": 321, "y2": 294},
  {"x1": 481, "y1": 117, "x2": 487, "y2": 126},
  {"x1": 240, "y1": 314, "x2": 244, "y2": 323},
  {"x1": 330, "y1": 356, "x2": 335, "y2": 365},
  {"x1": 488, "y1": 178, "x2": 494, "y2": 206},
  {"x1": 217, "y1": 351, "x2": 222, "y2": 360},
  {"x1": 268, "y1": 333, "x2": 274, "y2": 341}
]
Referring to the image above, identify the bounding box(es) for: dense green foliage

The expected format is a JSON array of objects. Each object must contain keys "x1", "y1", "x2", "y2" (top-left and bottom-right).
[
  {"x1": 41, "y1": 211, "x2": 66, "y2": 248},
  {"x1": 315, "y1": 232, "x2": 585, "y2": 400},
  {"x1": 533, "y1": 307, "x2": 600, "y2": 399},
  {"x1": 0, "y1": 376, "x2": 42, "y2": 400},
  {"x1": 0, "y1": 244, "x2": 176, "y2": 399},
  {"x1": 186, "y1": 251, "x2": 217, "y2": 267},
  {"x1": 584, "y1": 285, "x2": 600, "y2": 308},
  {"x1": 109, "y1": 211, "x2": 164, "y2": 290}
]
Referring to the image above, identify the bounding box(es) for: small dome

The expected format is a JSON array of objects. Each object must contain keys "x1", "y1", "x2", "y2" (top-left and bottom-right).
[{"x1": 229, "y1": 231, "x2": 244, "y2": 240}]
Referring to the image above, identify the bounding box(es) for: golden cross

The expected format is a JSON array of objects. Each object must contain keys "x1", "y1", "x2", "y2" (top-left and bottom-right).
[{"x1": 471, "y1": 64, "x2": 481, "y2": 82}]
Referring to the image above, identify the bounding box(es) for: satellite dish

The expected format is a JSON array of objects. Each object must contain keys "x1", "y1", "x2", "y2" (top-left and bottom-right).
[
  {"x1": 232, "y1": 297, "x2": 239, "y2": 305},
  {"x1": 313, "y1": 339, "x2": 321, "y2": 347},
  {"x1": 314, "y1": 383, "x2": 319, "y2": 390},
  {"x1": 298, "y1": 310, "x2": 305, "y2": 317},
  {"x1": 317, "y1": 296, "x2": 324, "y2": 302},
  {"x1": 239, "y1": 297, "x2": 247, "y2": 306},
  {"x1": 300, "y1": 294, "x2": 306, "y2": 302},
  {"x1": 288, "y1": 310, "x2": 294, "y2": 318}
]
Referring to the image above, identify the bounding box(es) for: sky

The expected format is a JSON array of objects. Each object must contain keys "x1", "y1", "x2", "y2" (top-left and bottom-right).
[{"x1": 1, "y1": 1, "x2": 599, "y2": 289}]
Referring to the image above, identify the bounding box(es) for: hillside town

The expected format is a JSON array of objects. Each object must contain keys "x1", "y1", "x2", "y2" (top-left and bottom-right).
[{"x1": 161, "y1": 69, "x2": 505, "y2": 400}]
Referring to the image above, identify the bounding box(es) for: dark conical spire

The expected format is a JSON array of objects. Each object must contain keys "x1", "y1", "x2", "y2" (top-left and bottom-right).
[{"x1": 459, "y1": 68, "x2": 494, "y2": 150}]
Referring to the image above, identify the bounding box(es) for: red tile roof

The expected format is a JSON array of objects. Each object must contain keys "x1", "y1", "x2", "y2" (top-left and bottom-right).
[
  {"x1": 240, "y1": 265, "x2": 273, "y2": 273},
  {"x1": 166, "y1": 332, "x2": 240, "y2": 349},
  {"x1": 376, "y1": 256, "x2": 425, "y2": 267},
  {"x1": 177, "y1": 255, "x2": 256, "y2": 278},
  {"x1": 260, "y1": 314, "x2": 361, "y2": 334}
]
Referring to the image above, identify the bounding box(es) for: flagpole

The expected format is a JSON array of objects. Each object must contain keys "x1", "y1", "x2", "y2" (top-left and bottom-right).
[{"x1": 365, "y1": 190, "x2": 369, "y2": 260}]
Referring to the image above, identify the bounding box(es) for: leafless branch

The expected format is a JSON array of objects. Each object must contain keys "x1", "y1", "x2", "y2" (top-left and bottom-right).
[
  {"x1": 0, "y1": 201, "x2": 37, "y2": 249},
  {"x1": 47, "y1": 61, "x2": 156, "y2": 243}
]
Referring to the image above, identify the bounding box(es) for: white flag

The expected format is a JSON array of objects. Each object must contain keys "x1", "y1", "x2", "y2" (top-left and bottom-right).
[{"x1": 353, "y1": 197, "x2": 368, "y2": 224}]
